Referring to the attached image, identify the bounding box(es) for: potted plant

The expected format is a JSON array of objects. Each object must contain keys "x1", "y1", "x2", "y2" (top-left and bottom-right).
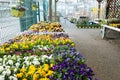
[
  {"x1": 32, "y1": 4, "x2": 38, "y2": 11},
  {"x1": 11, "y1": 5, "x2": 26, "y2": 17},
  {"x1": 108, "y1": 19, "x2": 120, "y2": 27}
]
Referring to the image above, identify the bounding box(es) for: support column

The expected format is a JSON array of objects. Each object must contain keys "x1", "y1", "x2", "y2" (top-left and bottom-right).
[
  {"x1": 54, "y1": 0, "x2": 57, "y2": 21},
  {"x1": 43, "y1": 0, "x2": 47, "y2": 21},
  {"x1": 96, "y1": 0, "x2": 103, "y2": 18},
  {"x1": 38, "y1": 1, "x2": 40, "y2": 21},
  {"x1": 98, "y1": 2, "x2": 101, "y2": 18},
  {"x1": 49, "y1": 0, "x2": 52, "y2": 22}
]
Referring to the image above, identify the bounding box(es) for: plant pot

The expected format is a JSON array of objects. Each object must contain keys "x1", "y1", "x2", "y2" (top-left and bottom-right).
[{"x1": 11, "y1": 9, "x2": 24, "y2": 17}]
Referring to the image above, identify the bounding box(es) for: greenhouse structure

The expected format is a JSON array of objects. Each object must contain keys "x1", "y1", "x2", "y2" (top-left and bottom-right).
[{"x1": 0, "y1": 0, "x2": 120, "y2": 80}]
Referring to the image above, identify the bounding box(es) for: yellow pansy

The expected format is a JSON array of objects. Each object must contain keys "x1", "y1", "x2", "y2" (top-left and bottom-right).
[
  {"x1": 20, "y1": 68, "x2": 26, "y2": 73},
  {"x1": 30, "y1": 42, "x2": 34, "y2": 46},
  {"x1": 39, "y1": 78, "x2": 50, "y2": 80},
  {"x1": 22, "y1": 78, "x2": 27, "y2": 80},
  {"x1": 29, "y1": 65, "x2": 36, "y2": 70},
  {"x1": 40, "y1": 70, "x2": 46, "y2": 76},
  {"x1": 0, "y1": 48, "x2": 5, "y2": 53},
  {"x1": 43, "y1": 64, "x2": 49, "y2": 71},
  {"x1": 33, "y1": 73, "x2": 39, "y2": 80},
  {"x1": 16, "y1": 73, "x2": 23, "y2": 78},
  {"x1": 47, "y1": 70, "x2": 53, "y2": 76},
  {"x1": 50, "y1": 64, "x2": 54, "y2": 68},
  {"x1": 13, "y1": 42, "x2": 19, "y2": 48},
  {"x1": 28, "y1": 69, "x2": 36, "y2": 75},
  {"x1": 25, "y1": 73, "x2": 28, "y2": 77},
  {"x1": 45, "y1": 70, "x2": 53, "y2": 77},
  {"x1": 5, "y1": 48, "x2": 10, "y2": 51},
  {"x1": 36, "y1": 66, "x2": 42, "y2": 74},
  {"x1": 71, "y1": 43, "x2": 75, "y2": 47}
]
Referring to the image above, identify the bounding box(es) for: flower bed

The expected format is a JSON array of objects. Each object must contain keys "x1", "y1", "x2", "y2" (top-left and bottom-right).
[
  {"x1": 0, "y1": 22, "x2": 96, "y2": 80},
  {"x1": 0, "y1": 55, "x2": 54, "y2": 80},
  {"x1": 0, "y1": 33, "x2": 74, "y2": 56},
  {"x1": 29, "y1": 21, "x2": 64, "y2": 32}
]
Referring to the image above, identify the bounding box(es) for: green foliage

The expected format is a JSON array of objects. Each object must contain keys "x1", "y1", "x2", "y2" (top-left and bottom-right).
[
  {"x1": 108, "y1": 19, "x2": 120, "y2": 24},
  {"x1": 69, "y1": 18, "x2": 77, "y2": 23},
  {"x1": 76, "y1": 20, "x2": 102, "y2": 28},
  {"x1": 100, "y1": 19, "x2": 108, "y2": 25}
]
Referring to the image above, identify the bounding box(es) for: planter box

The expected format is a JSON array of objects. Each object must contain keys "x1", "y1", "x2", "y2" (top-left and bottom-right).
[
  {"x1": 109, "y1": 24, "x2": 120, "y2": 27},
  {"x1": 11, "y1": 9, "x2": 24, "y2": 17}
]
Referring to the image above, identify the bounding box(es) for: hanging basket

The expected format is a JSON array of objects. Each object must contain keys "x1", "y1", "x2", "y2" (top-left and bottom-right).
[
  {"x1": 11, "y1": 5, "x2": 26, "y2": 17},
  {"x1": 32, "y1": 4, "x2": 38, "y2": 11},
  {"x1": 32, "y1": 7, "x2": 37, "y2": 11},
  {"x1": 11, "y1": 9, "x2": 25, "y2": 17}
]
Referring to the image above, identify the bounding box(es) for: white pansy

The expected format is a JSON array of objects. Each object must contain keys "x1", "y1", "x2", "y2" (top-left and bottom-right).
[
  {"x1": 2, "y1": 71, "x2": 7, "y2": 76},
  {"x1": 5, "y1": 66, "x2": 10, "y2": 69},
  {"x1": 33, "y1": 57, "x2": 38, "y2": 61},
  {"x1": 6, "y1": 69, "x2": 11, "y2": 76},
  {"x1": 48, "y1": 54, "x2": 53, "y2": 59},
  {"x1": 3, "y1": 55, "x2": 7, "y2": 58},
  {"x1": 3, "y1": 58, "x2": 7, "y2": 63},
  {"x1": 17, "y1": 56, "x2": 20, "y2": 58},
  {"x1": 23, "y1": 61, "x2": 30, "y2": 66},
  {"x1": 11, "y1": 55, "x2": 16, "y2": 59},
  {"x1": 0, "y1": 75, "x2": 4, "y2": 80},
  {"x1": 8, "y1": 60, "x2": 13, "y2": 65},
  {"x1": 39, "y1": 48, "x2": 43, "y2": 50},
  {"x1": 2, "y1": 61, "x2": 5, "y2": 65},
  {"x1": 24, "y1": 57, "x2": 29, "y2": 61},
  {"x1": 15, "y1": 63, "x2": 20, "y2": 68},
  {"x1": 13, "y1": 74, "x2": 17, "y2": 77},
  {"x1": 43, "y1": 46, "x2": 48, "y2": 50},
  {"x1": 9, "y1": 76, "x2": 18, "y2": 80},
  {"x1": 0, "y1": 66, "x2": 4, "y2": 72},
  {"x1": 13, "y1": 77, "x2": 18, "y2": 80},
  {"x1": 29, "y1": 62, "x2": 32, "y2": 65},
  {"x1": 17, "y1": 58, "x2": 21, "y2": 62},
  {"x1": 32, "y1": 60, "x2": 40, "y2": 65},
  {"x1": 8, "y1": 55, "x2": 11, "y2": 58},
  {"x1": 22, "y1": 64, "x2": 26, "y2": 68},
  {"x1": 42, "y1": 55, "x2": 48, "y2": 59},
  {"x1": 9, "y1": 76, "x2": 13, "y2": 80},
  {"x1": 0, "y1": 58, "x2": 2, "y2": 62},
  {"x1": 14, "y1": 68, "x2": 17, "y2": 73},
  {"x1": 2, "y1": 64, "x2": 6, "y2": 68}
]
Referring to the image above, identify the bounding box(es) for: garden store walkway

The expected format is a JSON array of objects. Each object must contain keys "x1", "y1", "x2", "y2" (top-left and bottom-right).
[{"x1": 60, "y1": 17, "x2": 120, "y2": 80}]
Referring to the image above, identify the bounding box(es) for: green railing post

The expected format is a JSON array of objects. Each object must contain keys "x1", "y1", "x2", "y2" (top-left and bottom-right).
[
  {"x1": 43, "y1": 0, "x2": 48, "y2": 21},
  {"x1": 38, "y1": 1, "x2": 40, "y2": 21},
  {"x1": 20, "y1": 0, "x2": 37, "y2": 32},
  {"x1": 33, "y1": 1, "x2": 37, "y2": 23}
]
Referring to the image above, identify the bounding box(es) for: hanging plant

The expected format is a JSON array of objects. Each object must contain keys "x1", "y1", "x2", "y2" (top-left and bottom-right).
[
  {"x1": 32, "y1": 4, "x2": 38, "y2": 11},
  {"x1": 11, "y1": 0, "x2": 27, "y2": 17}
]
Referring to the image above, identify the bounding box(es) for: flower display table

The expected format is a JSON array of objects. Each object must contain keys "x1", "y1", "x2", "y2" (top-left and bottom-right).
[{"x1": 0, "y1": 22, "x2": 96, "y2": 80}]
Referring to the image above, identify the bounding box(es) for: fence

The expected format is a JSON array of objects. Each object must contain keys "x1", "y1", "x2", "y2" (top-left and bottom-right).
[{"x1": 0, "y1": 0, "x2": 38, "y2": 45}]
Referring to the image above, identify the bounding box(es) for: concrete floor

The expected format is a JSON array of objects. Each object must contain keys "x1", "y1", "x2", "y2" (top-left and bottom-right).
[
  {"x1": 0, "y1": 17, "x2": 20, "y2": 44},
  {"x1": 61, "y1": 18, "x2": 120, "y2": 80}
]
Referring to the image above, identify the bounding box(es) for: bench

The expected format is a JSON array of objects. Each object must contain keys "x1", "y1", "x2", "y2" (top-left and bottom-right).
[
  {"x1": 93, "y1": 21, "x2": 120, "y2": 39},
  {"x1": 101, "y1": 24, "x2": 120, "y2": 39}
]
